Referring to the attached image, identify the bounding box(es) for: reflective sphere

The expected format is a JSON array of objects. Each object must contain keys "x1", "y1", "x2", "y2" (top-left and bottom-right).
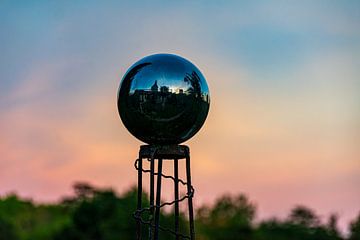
[{"x1": 117, "y1": 54, "x2": 210, "y2": 145}]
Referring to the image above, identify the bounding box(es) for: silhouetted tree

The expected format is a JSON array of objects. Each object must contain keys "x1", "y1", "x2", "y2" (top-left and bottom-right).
[
  {"x1": 256, "y1": 218, "x2": 302, "y2": 240},
  {"x1": 257, "y1": 219, "x2": 343, "y2": 240},
  {"x1": 0, "y1": 185, "x2": 356, "y2": 240},
  {"x1": 327, "y1": 213, "x2": 342, "y2": 239},
  {"x1": 73, "y1": 182, "x2": 97, "y2": 199},
  {"x1": 184, "y1": 71, "x2": 202, "y2": 97},
  {"x1": 55, "y1": 185, "x2": 140, "y2": 240},
  {"x1": 349, "y1": 212, "x2": 360, "y2": 240},
  {"x1": 54, "y1": 183, "x2": 180, "y2": 240},
  {"x1": 0, "y1": 194, "x2": 70, "y2": 240},
  {"x1": 196, "y1": 194, "x2": 256, "y2": 240},
  {"x1": 289, "y1": 205, "x2": 320, "y2": 227}
]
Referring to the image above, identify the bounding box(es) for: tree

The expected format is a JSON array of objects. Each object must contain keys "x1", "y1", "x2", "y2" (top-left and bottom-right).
[
  {"x1": 0, "y1": 185, "x2": 355, "y2": 240},
  {"x1": 0, "y1": 194, "x2": 69, "y2": 240},
  {"x1": 254, "y1": 207, "x2": 344, "y2": 240},
  {"x1": 327, "y1": 213, "x2": 342, "y2": 239},
  {"x1": 55, "y1": 186, "x2": 138, "y2": 240},
  {"x1": 349, "y1": 212, "x2": 360, "y2": 240},
  {"x1": 54, "y1": 183, "x2": 181, "y2": 240},
  {"x1": 288, "y1": 205, "x2": 320, "y2": 227},
  {"x1": 196, "y1": 194, "x2": 256, "y2": 240}
]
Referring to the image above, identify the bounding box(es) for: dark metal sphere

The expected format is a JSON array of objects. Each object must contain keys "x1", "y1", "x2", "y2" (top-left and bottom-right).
[{"x1": 117, "y1": 53, "x2": 210, "y2": 145}]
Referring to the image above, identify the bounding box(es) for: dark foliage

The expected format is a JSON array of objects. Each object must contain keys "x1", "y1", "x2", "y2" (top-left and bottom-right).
[
  {"x1": 0, "y1": 183, "x2": 358, "y2": 240},
  {"x1": 0, "y1": 217, "x2": 19, "y2": 240},
  {"x1": 196, "y1": 194, "x2": 256, "y2": 240},
  {"x1": 349, "y1": 213, "x2": 360, "y2": 240}
]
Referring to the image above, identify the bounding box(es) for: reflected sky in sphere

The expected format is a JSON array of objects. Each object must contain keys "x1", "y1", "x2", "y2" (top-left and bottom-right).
[{"x1": 118, "y1": 54, "x2": 210, "y2": 145}]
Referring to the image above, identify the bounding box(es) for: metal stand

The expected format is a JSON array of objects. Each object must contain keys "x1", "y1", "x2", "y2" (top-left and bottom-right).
[{"x1": 134, "y1": 145, "x2": 195, "y2": 240}]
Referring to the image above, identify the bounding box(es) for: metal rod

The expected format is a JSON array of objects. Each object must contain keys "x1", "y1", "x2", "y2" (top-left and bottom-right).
[
  {"x1": 186, "y1": 154, "x2": 195, "y2": 240},
  {"x1": 137, "y1": 157, "x2": 143, "y2": 240},
  {"x1": 154, "y1": 158, "x2": 163, "y2": 240},
  {"x1": 174, "y1": 158, "x2": 180, "y2": 240},
  {"x1": 149, "y1": 157, "x2": 155, "y2": 239}
]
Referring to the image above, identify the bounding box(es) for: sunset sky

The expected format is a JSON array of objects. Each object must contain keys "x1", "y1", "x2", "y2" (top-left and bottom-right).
[{"x1": 0, "y1": 0, "x2": 359, "y2": 234}]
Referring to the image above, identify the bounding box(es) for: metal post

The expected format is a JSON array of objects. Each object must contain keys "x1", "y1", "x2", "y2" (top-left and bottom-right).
[
  {"x1": 174, "y1": 158, "x2": 180, "y2": 240},
  {"x1": 137, "y1": 157, "x2": 143, "y2": 240},
  {"x1": 154, "y1": 158, "x2": 163, "y2": 240},
  {"x1": 149, "y1": 158, "x2": 155, "y2": 239},
  {"x1": 136, "y1": 145, "x2": 195, "y2": 240},
  {"x1": 186, "y1": 154, "x2": 195, "y2": 240}
]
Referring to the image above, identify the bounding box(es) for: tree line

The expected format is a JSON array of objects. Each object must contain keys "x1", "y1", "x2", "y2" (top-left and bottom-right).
[{"x1": 0, "y1": 182, "x2": 359, "y2": 240}]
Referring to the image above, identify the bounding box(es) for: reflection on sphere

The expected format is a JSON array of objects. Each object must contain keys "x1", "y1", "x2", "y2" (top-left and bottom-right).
[{"x1": 118, "y1": 54, "x2": 210, "y2": 145}]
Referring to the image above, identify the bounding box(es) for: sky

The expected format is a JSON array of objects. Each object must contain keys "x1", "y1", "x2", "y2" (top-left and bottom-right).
[{"x1": 0, "y1": 0, "x2": 359, "y2": 235}]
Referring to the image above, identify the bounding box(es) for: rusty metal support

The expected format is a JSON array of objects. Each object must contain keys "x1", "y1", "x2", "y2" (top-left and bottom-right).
[{"x1": 134, "y1": 145, "x2": 195, "y2": 240}]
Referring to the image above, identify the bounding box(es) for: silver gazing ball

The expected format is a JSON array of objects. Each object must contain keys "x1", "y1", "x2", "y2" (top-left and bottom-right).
[{"x1": 117, "y1": 54, "x2": 210, "y2": 145}]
